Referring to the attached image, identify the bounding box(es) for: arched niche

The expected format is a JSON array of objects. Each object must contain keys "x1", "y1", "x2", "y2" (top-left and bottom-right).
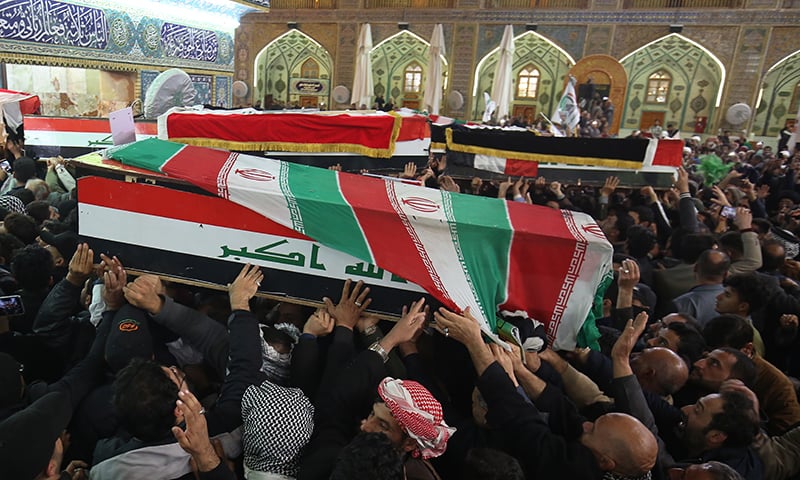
[
  {"x1": 253, "y1": 29, "x2": 333, "y2": 109},
  {"x1": 569, "y1": 54, "x2": 628, "y2": 135},
  {"x1": 753, "y1": 50, "x2": 800, "y2": 138},
  {"x1": 370, "y1": 30, "x2": 447, "y2": 111},
  {"x1": 620, "y1": 33, "x2": 725, "y2": 136},
  {"x1": 471, "y1": 30, "x2": 575, "y2": 122}
]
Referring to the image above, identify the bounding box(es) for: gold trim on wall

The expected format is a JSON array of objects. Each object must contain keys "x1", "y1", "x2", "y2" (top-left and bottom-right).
[{"x1": 1, "y1": 53, "x2": 231, "y2": 77}]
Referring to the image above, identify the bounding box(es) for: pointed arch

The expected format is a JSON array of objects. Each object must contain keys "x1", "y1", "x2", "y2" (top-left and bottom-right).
[
  {"x1": 253, "y1": 29, "x2": 333, "y2": 108},
  {"x1": 370, "y1": 30, "x2": 448, "y2": 109},
  {"x1": 471, "y1": 30, "x2": 575, "y2": 121},
  {"x1": 620, "y1": 33, "x2": 724, "y2": 135},
  {"x1": 753, "y1": 49, "x2": 800, "y2": 137}
]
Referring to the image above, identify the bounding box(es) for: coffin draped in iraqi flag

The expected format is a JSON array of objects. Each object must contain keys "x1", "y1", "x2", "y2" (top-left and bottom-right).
[{"x1": 104, "y1": 138, "x2": 613, "y2": 350}]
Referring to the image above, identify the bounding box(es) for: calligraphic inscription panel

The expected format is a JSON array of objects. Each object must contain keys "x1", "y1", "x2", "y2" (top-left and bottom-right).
[
  {"x1": 161, "y1": 22, "x2": 218, "y2": 63},
  {"x1": 0, "y1": 0, "x2": 108, "y2": 49}
]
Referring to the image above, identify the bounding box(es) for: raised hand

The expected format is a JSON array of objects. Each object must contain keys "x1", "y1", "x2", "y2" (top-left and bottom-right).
[
  {"x1": 172, "y1": 389, "x2": 222, "y2": 473},
  {"x1": 66, "y1": 243, "x2": 94, "y2": 287},
  {"x1": 733, "y1": 207, "x2": 752, "y2": 230},
  {"x1": 381, "y1": 297, "x2": 426, "y2": 350},
  {"x1": 401, "y1": 162, "x2": 417, "y2": 179},
  {"x1": 711, "y1": 185, "x2": 731, "y2": 207},
  {"x1": 432, "y1": 306, "x2": 482, "y2": 346},
  {"x1": 123, "y1": 274, "x2": 164, "y2": 315},
  {"x1": 601, "y1": 176, "x2": 620, "y2": 197},
  {"x1": 228, "y1": 263, "x2": 263, "y2": 312},
  {"x1": 303, "y1": 309, "x2": 334, "y2": 337},
  {"x1": 612, "y1": 311, "x2": 648, "y2": 365},
  {"x1": 323, "y1": 279, "x2": 371, "y2": 330},
  {"x1": 102, "y1": 259, "x2": 127, "y2": 311},
  {"x1": 617, "y1": 258, "x2": 640, "y2": 290}
]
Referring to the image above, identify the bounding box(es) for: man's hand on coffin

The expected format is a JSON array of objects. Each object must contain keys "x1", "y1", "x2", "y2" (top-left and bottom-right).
[
  {"x1": 124, "y1": 274, "x2": 165, "y2": 315},
  {"x1": 101, "y1": 258, "x2": 127, "y2": 312},
  {"x1": 66, "y1": 242, "x2": 94, "y2": 287},
  {"x1": 323, "y1": 278, "x2": 371, "y2": 330},
  {"x1": 600, "y1": 176, "x2": 619, "y2": 197},
  {"x1": 401, "y1": 162, "x2": 417, "y2": 179},
  {"x1": 380, "y1": 297, "x2": 425, "y2": 352},
  {"x1": 228, "y1": 263, "x2": 263, "y2": 312},
  {"x1": 303, "y1": 308, "x2": 334, "y2": 337}
]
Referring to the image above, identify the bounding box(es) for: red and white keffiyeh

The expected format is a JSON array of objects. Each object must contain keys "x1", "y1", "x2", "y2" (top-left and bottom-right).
[{"x1": 377, "y1": 377, "x2": 455, "y2": 459}]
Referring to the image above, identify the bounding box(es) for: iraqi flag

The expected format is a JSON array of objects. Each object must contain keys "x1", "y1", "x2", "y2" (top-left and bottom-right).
[
  {"x1": 106, "y1": 138, "x2": 613, "y2": 349},
  {"x1": 447, "y1": 150, "x2": 539, "y2": 177}
]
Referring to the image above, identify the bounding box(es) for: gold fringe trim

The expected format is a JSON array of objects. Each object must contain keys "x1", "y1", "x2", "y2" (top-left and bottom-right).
[
  {"x1": 172, "y1": 114, "x2": 403, "y2": 159},
  {"x1": 445, "y1": 128, "x2": 644, "y2": 170},
  {"x1": 430, "y1": 141, "x2": 447, "y2": 151},
  {"x1": 170, "y1": 138, "x2": 397, "y2": 159},
  {"x1": 385, "y1": 111, "x2": 403, "y2": 158}
]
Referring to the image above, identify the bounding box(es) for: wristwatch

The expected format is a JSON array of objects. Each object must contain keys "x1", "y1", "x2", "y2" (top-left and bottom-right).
[{"x1": 368, "y1": 341, "x2": 389, "y2": 363}]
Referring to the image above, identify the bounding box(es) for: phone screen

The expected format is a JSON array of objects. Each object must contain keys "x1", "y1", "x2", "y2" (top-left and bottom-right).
[
  {"x1": 0, "y1": 295, "x2": 25, "y2": 316},
  {"x1": 0, "y1": 161, "x2": 11, "y2": 173}
]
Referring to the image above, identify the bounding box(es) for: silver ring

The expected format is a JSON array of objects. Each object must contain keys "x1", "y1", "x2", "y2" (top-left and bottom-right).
[
  {"x1": 354, "y1": 301, "x2": 362, "y2": 307},
  {"x1": 444, "y1": 327, "x2": 449, "y2": 337},
  {"x1": 623, "y1": 269, "x2": 630, "y2": 274},
  {"x1": 198, "y1": 408, "x2": 206, "y2": 415}
]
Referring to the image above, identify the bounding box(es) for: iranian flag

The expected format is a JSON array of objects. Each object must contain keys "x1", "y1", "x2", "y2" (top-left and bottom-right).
[{"x1": 106, "y1": 138, "x2": 612, "y2": 349}]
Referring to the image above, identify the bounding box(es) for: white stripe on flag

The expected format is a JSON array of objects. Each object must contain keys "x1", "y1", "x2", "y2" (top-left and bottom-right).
[
  {"x1": 79, "y1": 203, "x2": 425, "y2": 293},
  {"x1": 386, "y1": 182, "x2": 494, "y2": 332},
  {"x1": 473, "y1": 154, "x2": 507, "y2": 174},
  {"x1": 550, "y1": 210, "x2": 613, "y2": 350},
  {"x1": 218, "y1": 154, "x2": 304, "y2": 234}
]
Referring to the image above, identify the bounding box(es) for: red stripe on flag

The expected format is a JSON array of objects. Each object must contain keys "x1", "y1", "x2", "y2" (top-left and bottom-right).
[
  {"x1": 23, "y1": 116, "x2": 158, "y2": 135},
  {"x1": 396, "y1": 115, "x2": 430, "y2": 142},
  {"x1": 504, "y1": 159, "x2": 539, "y2": 177},
  {"x1": 653, "y1": 139, "x2": 683, "y2": 166},
  {"x1": 160, "y1": 146, "x2": 236, "y2": 195},
  {"x1": 500, "y1": 202, "x2": 577, "y2": 332},
  {"x1": 166, "y1": 112, "x2": 398, "y2": 151},
  {"x1": 78, "y1": 176, "x2": 310, "y2": 240},
  {"x1": 337, "y1": 174, "x2": 445, "y2": 304}
]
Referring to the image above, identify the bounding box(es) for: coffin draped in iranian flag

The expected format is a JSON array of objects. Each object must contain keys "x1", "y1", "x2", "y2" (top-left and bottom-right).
[{"x1": 96, "y1": 138, "x2": 613, "y2": 349}]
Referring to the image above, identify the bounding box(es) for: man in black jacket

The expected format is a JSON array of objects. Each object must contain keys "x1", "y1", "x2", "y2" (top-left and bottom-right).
[{"x1": 434, "y1": 307, "x2": 658, "y2": 480}]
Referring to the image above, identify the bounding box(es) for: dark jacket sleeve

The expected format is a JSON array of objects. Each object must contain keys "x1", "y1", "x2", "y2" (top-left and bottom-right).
[
  {"x1": 198, "y1": 462, "x2": 236, "y2": 480},
  {"x1": 152, "y1": 297, "x2": 230, "y2": 378},
  {"x1": 290, "y1": 333, "x2": 322, "y2": 399},
  {"x1": 477, "y1": 362, "x2": 601, "y2": 479},
  {"x1": 41, "y1": 310, "x2": 113, "y2": 411},
  {"x1": 298, "y1": 349, "x2": 386, "y2": 480},
  {"x1": 31, "y1": 278, "x2": 84, "y2": 349},
  {"x1": 678, "y1": 195, "x2": 699, "y2": 233},
  {"x1": 315, "y1": 326, "x2": 356, "y2": 405},
  {"x1": 204, "y1": 309, "x2": 264, "y2": 436}
]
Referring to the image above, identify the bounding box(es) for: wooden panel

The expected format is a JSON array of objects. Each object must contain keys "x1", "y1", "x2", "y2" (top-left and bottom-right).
[{"x1": 640, "y1": 111, "x2": 666, "y2": 131}]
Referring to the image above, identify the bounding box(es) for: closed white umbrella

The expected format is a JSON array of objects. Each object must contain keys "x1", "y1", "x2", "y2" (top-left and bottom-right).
[
  {"x1": 351, "y1": 23, "x2": 374, "y2": 108},
  {"x1": 491, "y1": 25, "x2": 515, "y2": 121},
  {"x1": 423, "y1": 24, "x2": 446, "y2": 115}
]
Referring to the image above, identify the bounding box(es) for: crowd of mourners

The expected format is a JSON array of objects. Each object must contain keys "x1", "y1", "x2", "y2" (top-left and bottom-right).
[{"x1": 2, "y1": 119, "x2": 800, "y2": 480}]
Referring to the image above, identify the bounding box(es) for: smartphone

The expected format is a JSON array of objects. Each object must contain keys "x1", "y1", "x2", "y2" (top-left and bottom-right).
[
  {"x1": 0, "y1": 161, "x2": 10, "y2": 173},
  {"x1": 721, "y1": 206, "x2": 737, "y2": 219},
  {"x1": 0, "y1": 295, "x2": 24, "y2": 316}
]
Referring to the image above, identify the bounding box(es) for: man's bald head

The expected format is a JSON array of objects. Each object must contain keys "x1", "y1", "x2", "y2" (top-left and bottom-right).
[
  {"x1": 581, "y1": 412, "x2": 658, "y2": 477},
  {"x1": 632, "y1": 347, "x2": 689, "y2": 396}
]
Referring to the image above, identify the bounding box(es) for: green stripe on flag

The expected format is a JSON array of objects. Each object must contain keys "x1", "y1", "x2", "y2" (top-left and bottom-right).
[
  {"x1": 285, "y1": 163, "x2": 373, "y2": 262},
  {"x1": 444, "y1": 192, "x2": 513, "y2": 330},
  {"x1": 108, "y1": 138, "x2": 185, "y2": 173}
]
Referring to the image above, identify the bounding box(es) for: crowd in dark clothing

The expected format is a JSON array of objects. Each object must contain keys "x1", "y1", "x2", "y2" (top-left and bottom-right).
[{"x1": 2, "y1": 121, "x2": 800, "y2": 480}]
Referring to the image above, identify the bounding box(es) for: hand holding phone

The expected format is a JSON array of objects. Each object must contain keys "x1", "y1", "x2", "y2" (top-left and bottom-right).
[{"x1": 0, "y1": 295, "x2": 25, "y2": 316}]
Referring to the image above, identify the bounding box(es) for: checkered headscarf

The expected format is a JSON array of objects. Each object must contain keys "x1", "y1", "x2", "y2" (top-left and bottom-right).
[
  {"x1": 241, "y1": 380, "x2": 314, "y2": 477},
  {"x1": 377, "y1": 377, "x2": 455, "y2": 460}
]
